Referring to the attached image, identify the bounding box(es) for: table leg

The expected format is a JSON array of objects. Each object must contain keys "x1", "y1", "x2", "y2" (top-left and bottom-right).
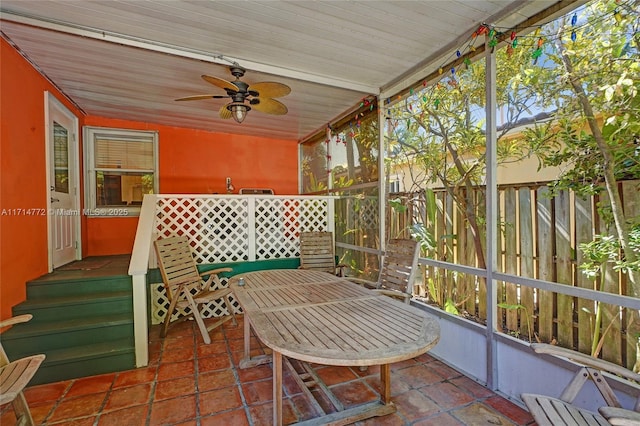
[
  {"x1": 273, "y1": 351, "x2": 283, "y2": 426},
  {"x1": 380, "y1": 364, "x2": 391, "y2": 404},
  {"x1": 239, "y1": 315, "x2": 272, "y2": 369},
  {"x1": 244, "y1": 314, "x2": 251, "y2": 359}
]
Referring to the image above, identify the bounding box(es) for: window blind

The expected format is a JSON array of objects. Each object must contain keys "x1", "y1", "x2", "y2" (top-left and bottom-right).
[{"x1": 95, "y1": 138, "x2": 154, "y2": 170}]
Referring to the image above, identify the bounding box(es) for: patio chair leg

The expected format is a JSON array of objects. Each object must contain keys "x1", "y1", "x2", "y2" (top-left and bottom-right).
[
  {"x1": 225, "y1": 295, "x2": 237, "y2": 326},
  {"x1": 185, "y1": 293, "x2": 211, "y2": 344},
  {"x1": 12, "y1": 393, "x2": 35, "y2": 426},
  {"x1": 161, "y1": 296, "x2": 180, "y2": 338}
]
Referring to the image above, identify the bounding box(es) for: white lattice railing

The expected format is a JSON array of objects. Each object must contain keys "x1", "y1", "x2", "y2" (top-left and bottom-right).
[{"x1": 128, "y1": 194, "x2": 336, "y2": 367}]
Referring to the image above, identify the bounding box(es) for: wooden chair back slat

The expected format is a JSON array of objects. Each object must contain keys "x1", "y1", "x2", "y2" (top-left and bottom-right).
[
  {"x1": 379, "y1": 239, "x2": 420, "y2": 295},
  {"x1": 300, "y1": 232, "x2": 339, "y2": 274}
]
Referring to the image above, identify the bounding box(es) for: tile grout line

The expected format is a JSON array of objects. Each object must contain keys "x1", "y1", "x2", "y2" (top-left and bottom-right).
[{"x1": 225, "y1": 318, "x2": 256, "y2": 426}]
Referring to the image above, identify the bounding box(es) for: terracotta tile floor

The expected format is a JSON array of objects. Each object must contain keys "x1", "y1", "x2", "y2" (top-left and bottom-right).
[{"x1": 4, "y1": 316, "x2": 535, "y2": 425}]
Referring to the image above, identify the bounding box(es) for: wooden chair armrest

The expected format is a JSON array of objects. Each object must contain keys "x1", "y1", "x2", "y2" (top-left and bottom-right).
[
  {"x1": 199, "y1": 268, "x2": 232, "y2": 290},
  {"x1": 0, "y1": 314, "x2": 33, "y2": 330},
  {"x1": 599, "y1": 406, "x2": 640, "y2": 425},
  {"x1": 199, "y1": 267, "x2": 233, "y2": 277},
  {"x1": 345, "y1": 277, "x2": 377, "y2": 289},
  {"x1": 531, "y1": 343, "x2": 640, "y2": 383},
  {"x1": 373, "y1": 289, "x2": 411, "y2": 303}
]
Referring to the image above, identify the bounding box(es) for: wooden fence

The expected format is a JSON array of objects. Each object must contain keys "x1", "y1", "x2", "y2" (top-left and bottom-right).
[{"x1": 389, "y1": 180, "x2": 640, "y2": 369}]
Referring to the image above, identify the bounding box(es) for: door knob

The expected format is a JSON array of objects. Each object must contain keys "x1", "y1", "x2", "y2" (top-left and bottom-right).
[{"x1": 51, "y1": 197, "x2": 60, "y2": 203}]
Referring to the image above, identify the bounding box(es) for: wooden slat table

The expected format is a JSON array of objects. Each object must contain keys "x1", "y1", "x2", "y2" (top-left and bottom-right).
[{"x1": 230, "y1": 269, "x2": 441, "y2": 426}]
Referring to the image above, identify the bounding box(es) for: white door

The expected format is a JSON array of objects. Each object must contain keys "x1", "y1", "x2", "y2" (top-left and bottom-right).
[{"x1": 46, "y1": 93, "x2": 80, "y2": 269}]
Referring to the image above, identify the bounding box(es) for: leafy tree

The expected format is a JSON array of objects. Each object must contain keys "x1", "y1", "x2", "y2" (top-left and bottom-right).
[
  {"x1": 385, "y1": 0, "x2": 639, "y2": 318},
  {"x1": 521, "y1": 0, "x2": 640, "y2": 295},
  {"x1": 386, "y1": 23, "x2": 552, "y2": 273}
]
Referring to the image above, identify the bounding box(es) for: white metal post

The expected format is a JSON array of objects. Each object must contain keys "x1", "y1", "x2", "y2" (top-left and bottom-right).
[
  {"x1": 378, "y1": 96, "x2": 387, "y2": 254},
  {"x1": 485, "y1": 34, "x2": 499, "y2": 390}
]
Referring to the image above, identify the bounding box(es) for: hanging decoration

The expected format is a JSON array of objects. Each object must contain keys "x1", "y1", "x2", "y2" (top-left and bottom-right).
[
  {"x1": 385, "y1": 0, "x2": 633, "y2": 122},
  {"x1": 325, "y1": 125, "x2": 332, "y2": 176}
]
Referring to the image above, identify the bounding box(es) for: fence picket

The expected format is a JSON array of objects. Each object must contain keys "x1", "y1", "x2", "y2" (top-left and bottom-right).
[
  {"x1": 555, "y1": 190, "x2": 574, "y2": 347},
  {"x1": 597, "y1": 192, "x2": 623, "y2": 365},
  {"x1": 504, "y1": 188, "x2": 518, "y2": 331},
  {"x1": 575, "y1": 195, "x2": 594, "y2": 354},
  {"x1": 536, "y1": 187, "x2": 555, "y2": 343},
  {"x1": 519, "y1": 188, "x2": 535, "y2": 339}
]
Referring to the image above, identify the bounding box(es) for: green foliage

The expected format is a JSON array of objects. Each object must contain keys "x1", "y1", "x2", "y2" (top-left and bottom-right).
[
  {"x1": 444, "y1": 299, "x2": 460, "y2": 315},
  {"x1": 580, "y1": 223, "x2": 640, "y2": 277},
  {"x1": 410, "y1": 223, "x2": 437, "y2": 254},
  {"x1": 521, "y1": 0, "x2": 640, "y2": 196},
  {"x1": 389, "y1": 198, "x2": 408, "y2": 213},
  {"x1": 385, "y1": 0, "x2": 640, "y2": 314},
  {"x1": 498, "y1": 303, "x2": 534, "y2": 342},
  {"x1": 305, "y1": 172, "x2": 327, "y2": 193},
  {"x1": 579, "y1": 223, "x2": 640, "y2": 355}
]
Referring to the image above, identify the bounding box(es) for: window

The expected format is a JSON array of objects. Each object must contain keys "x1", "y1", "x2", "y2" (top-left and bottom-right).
[
  {"x1": 300, "y1": 103, "x2": 379, "y2": 194},
  {"x1": 84, "y1": 127, "x2": 158, "y2": 216},
  {"x1": 389, "y1": 179, "x2": 400, "y2": 194}
]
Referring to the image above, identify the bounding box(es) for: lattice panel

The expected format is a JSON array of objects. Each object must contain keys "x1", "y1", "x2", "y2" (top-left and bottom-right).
[
  {"x1": 155, "y1": 198, "x2": 202, "y2": 240},
  {"x1": 150, "y1": 276, "x2": 242, "y2": 325},
  {"x1": 155, "y1": 197, "x2": 249, "y2": 263},
  {"x1": 149, "y1": 195, "x2": 333, "y2": 320},
  {"x1": 255, "y1": 198, "x2": 299, "y2": 259},
  {"x1": 300, "y1": 199, "x2": 329, "y2": 231},
  {"x1": 198, "y1": 198, "x2": 249, "y2": 263},
  {"x1": 350, "y1": 197, "x2": 379, "y2": 231}
]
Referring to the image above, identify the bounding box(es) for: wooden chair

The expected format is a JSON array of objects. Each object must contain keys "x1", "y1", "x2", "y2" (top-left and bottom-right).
[
  {"x1": 299, "y1": 231, "x2": 347, "y2": 276},
  {"x1": 154, "y1": 235, "x2": 237, "y2": 344},
  {"x1": 521, "y1": 343, "x2": 640, "y2": 426},
  {"x1": 348, "y1": 238, "x2": 420, "y2": 303},
  {"x1": 0, "y1": 314, "x2": 46, "y2": 426}
]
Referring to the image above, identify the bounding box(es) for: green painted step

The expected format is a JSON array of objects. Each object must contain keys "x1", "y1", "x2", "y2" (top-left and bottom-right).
[
  {"x1": 8, "y1": 261, "x2": 137, "y2": 385},
  {"x1": 26, "y1": 275, "x2": 132, "y2": 299},
  {"x1": 3, "y1": 313, "x2": 133, "y2": 356},
  {"x1": 12, "y1": 291, "x2": 132, "y2": 322},
  {"x1": 28, "y1": 339, "x2": 136, "y2": 385}
]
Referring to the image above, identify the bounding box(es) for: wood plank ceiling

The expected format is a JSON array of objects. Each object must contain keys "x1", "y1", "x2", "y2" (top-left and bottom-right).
[{"x1": 0, "y1": 1, "x2": 578, "y2": 141}]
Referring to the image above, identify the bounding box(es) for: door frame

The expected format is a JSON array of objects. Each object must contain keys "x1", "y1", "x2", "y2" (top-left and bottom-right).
[{"x1": 45, "y1": 92, "x2": 81, "y2": 271}]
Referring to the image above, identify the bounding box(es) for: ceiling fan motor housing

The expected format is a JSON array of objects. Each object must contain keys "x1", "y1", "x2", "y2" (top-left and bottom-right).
[{"x1": 229, "y1": 66, "x2": 246, "y2": 79}]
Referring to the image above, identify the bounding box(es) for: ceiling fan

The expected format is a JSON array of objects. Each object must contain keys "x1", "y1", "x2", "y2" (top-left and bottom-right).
[{"x1": 175, "y1": 65, "x2": 291, "y2": 123}]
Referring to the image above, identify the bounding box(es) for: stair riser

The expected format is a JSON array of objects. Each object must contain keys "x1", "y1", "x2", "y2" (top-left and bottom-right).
[
  {"x1": 30, "y1": 352, "x2": 136, "y2": 386},
  {"x1": 13, "y1": 300, "x2": 132, "y2": 322},
  {"x1": 5, "y1": 324, "x2": 134, "y2": 356},
  {"x1": 26, "y1": 277, "x2": 132, "y2": 299}
]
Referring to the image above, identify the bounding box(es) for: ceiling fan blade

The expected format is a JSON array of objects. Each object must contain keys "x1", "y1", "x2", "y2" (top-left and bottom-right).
[
  {"x1": 252, "y1": 98, "x2": 288, "y2": 115},
  {"x1": 202, "y1": 75, "x2": 239, "y2": 92},
  {"x1": 248, "y1": 82, "x2": 291, "y2": 98},
  {"x1": 219, "y1": 104, "x2": 233, "y2": 119},
  {"x1": 175, "y1": 94, "x2": 227, "y2": 101}
]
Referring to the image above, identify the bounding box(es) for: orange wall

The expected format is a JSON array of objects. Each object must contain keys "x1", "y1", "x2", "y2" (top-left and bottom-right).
[
  {"x1": 0, "y1": 39, "x2": 85, "y2": 319},
  {"x1": 1, "y1": 38, "x2": 300, "y2": 318},
  {"x1": 83, "y1": 117, "x2": 299, "y2": 256}
]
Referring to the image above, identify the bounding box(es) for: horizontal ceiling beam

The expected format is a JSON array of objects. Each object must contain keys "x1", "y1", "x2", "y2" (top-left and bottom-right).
[{"x1": 0, "y1": 10, "x2": 379, "y2": 94}]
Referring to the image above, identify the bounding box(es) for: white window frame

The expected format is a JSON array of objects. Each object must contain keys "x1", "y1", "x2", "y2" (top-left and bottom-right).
[{"x1": 83, "y1": 126, "x2": 158, "y2": 217}]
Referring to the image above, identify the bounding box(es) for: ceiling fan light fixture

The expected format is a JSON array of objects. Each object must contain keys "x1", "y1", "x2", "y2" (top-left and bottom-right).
[
  {"x1": 227, "y1": 102, "x2": 250, "y2": 123},
  {"x1": 179, "y1": 65, "x2": 290, "y2": 122}
]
